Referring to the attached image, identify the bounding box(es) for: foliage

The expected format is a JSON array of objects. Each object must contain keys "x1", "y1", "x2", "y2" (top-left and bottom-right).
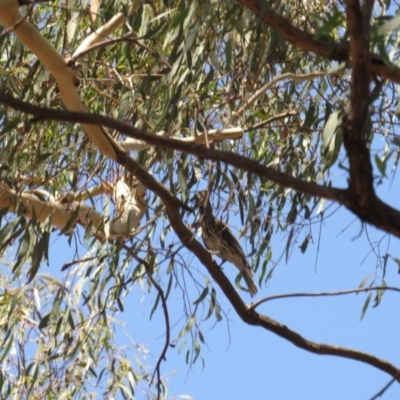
[{"x1": 1, "y1": 0, "x2": 400, "y2": 398}]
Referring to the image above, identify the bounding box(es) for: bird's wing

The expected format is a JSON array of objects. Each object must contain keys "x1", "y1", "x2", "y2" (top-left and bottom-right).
[{"x1": 217, "y1": 220, "x2": 249, "y2": 264}]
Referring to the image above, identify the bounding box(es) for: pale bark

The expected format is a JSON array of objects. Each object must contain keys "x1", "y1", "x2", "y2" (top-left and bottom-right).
[
  {"x1": 0, "y1": 0, "x2": 247, "y2": 236},
  {"x1": 0, "y1": 1, "x2": 120, "y2": 160},
  {"x1": 0, "y1": 182, "x2": 146, "y2": 238},
  {"x1": 0, "y1": 1, "x2": 148, "y2": 235},
  {"x1": 71, "y1": 1, "x2": 141, "y2": 59},
  {"x1": 119, "y1": 127, "x2": 244, "y2": 151}
]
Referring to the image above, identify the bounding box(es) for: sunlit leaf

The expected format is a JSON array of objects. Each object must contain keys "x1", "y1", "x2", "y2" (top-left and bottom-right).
[{"x1": 360, "y1": 292, "x2": 372, "y2": 321}]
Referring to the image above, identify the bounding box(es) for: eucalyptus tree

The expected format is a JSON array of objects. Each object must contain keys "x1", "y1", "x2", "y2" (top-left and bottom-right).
[{"x1": 0, "y1": 0, "x2": 400, "y2": 398}]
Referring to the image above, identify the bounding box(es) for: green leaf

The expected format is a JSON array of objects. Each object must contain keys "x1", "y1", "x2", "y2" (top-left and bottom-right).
[
  {"x1": 322, "y1": 111, "x2": 340, "y2": 151},
  {"x1": 0, "y1": 216, "x2": 22, "y2": 245},
  {"x1": 200, "y1": 67, "x2": 214, "y2": 90},
  {"x1": 375, "y1": 154, "x2": 388, "y2": 177},
  {"x1": 299, "y1": 234, "x2": 311, "y2": 254},
  {"x1": 358, "y1": 275, "x2": 371, "y2": 288},
  {"x1": 178, "y1": 315, "x2": 196, "y2": 340},
  {"x1": 205, "y1": 288, "x2": 217, "y2": 320},
  {"x1": 360, "y1": 292, "x2": 372, "y2": 321},
  {"x1": 285, "y1": 227, "x2": 294, "y2": 264},
  {"x1": 0, "y1": 332, "x2": 14, "y2": 364},
  {"x1": 60, "y1": 206, "x2": 80, "y2": 235},
  {"x1": 192, "y1": 287, "x2": 209, "y2": 305},
  {"x1": 373, "y1": 281, "x2": 386, "y2": 308},
  {"x1": 391, "y1": 256, "x2": 400, "y2": 273},
  {"x1": 38, "y1": 313, "x2": 51, "y2": 330},
  {"x1": 150, "y1": 291, "x2": 160, "y2": 320}
]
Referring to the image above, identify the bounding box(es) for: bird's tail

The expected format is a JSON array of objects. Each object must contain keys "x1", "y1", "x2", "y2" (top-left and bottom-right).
[{"x1": 242, "y1": 269, "x2": 258, "y2": 297}]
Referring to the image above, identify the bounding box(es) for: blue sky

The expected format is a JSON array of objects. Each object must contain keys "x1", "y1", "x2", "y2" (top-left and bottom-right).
[
  {"x1": 41, "y1": 154, "x2": 400, "y2": 400},
  {"x1": 12, "y1": 5, "x2": 400, "y2": 399},
  {"x1": 3, "y1": 0, "x2": 400, "y2": 397},
  {"x1": 95, "y1": 182, "x2": 400, "y2": 399},
  {"x1": 38, "y1": 60, "x2": 400, "y2": 398}
]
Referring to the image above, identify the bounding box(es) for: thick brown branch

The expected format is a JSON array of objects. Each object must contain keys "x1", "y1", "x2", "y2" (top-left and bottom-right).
[
  {"x1": 116, "y1": 155, "x2": 400, "y2": 383},
  {"x1": 235, "y1": 0, "x2": 400, "y2": 84},
  {"x1": 232, "y1": 0, "x2": 390, "y2": 231},
  {"x1": 5, "y1": 94, "x2": 400, "y2": 237},
  {"x1": 346, "y1": 0, "x2": 371, "y2": 125},
  {"x1": 0, "y1": 92, "x2": 345, "y2": 203},
  {"x1": 341, "y1": 0, "x2": 374, "y2": 208},
  {"x1": 249, "y1": 310, "x2": 400, "y2": 380},
  {"x1": 2, "y1": 92, "x2": 396, "y2": 380}
]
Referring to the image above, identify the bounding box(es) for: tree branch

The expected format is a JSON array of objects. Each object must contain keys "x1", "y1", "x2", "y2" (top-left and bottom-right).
[
  {"x1": 71, "y1": 1, "x2": 140, "y2": 59},
  {"x1": 116, "y1": 151, "x2": 400, "y2": 383},
  {"x1": 5, "y1": 94, "x2": 400, "y2": 237},
  {"x1": 235, "y1": 0, "x2": 400, "y2": 84},
  {"x1": 0, "y1": 91, "x2": 345, "y2": 204},
  {"x1": 0, "y1": 90, "x2": 397, "y2": 382},
  {"x1": 0, "y1": 182, "x2": 146, "y2": 238},
  {"x1": 251, "y1": 310, "x2": 400, "y2": 380},
  {"x1": 250, "y1": 286, "x2": 400, "y2": 310},
  {"x1": 0, "y1": 0, "x2": 121, "y2": 160},
  {"x1": 342, "y1": 0, "x2": 374, "y2": 206},
  {"x1": 124, "y1": 248, "x2": 169, "y2": 400},
  {"x1": 233, "y1": 69, "x2": 345, "y2": 122}
]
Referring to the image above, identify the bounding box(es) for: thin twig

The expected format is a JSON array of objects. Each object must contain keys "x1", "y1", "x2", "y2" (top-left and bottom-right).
[
  {"x1": 369, "y1": 375, "x2": 398, "y2": 400},
  {"x1": 123, "y1": 245, "x2": 170, "y2": 400},
  {"x1": 244, "y1": 110, "x2": 298, "y2": 132},
  {"x1": 69, "y1": 32, "x2": 172, "y2": 71},
  {"x1": 250, "y1": 285, "x2": 400, "y2": 310},
  {"x1": 0, "y1": 91, "x2": 346, "y2": 204}
]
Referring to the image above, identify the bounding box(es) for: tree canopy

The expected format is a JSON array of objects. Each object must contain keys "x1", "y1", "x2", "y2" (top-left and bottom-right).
[{"x1": 1, "y1": 0, "x2": 400, "y2": 398}]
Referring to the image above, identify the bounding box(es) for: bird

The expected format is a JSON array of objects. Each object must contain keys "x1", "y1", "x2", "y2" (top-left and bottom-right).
[{"x1": 195, "y1": 191, "x2": 258, "y2": 297}]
